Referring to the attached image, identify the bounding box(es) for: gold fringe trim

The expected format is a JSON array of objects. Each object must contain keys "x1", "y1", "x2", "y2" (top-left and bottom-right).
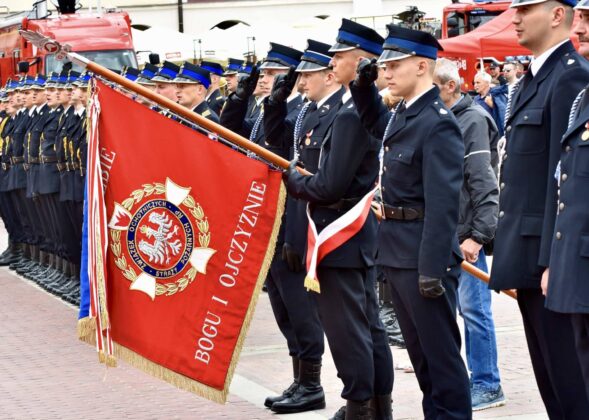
[
  {"x1": 220, "y1": 181, "x2": 287, "y2": 396},
  {"x1": 98, "y1": 350, "x2": 106, "y2": 364},
  {"x1": 106, "y1": 355, "x2": 118, "y2": 367},
  {"x1": 304, "y1": 276, "x2": 321, "y2": 294},
  {"x1": 77, "y1": 317, "x2": 96, "y2": 340},
  {"x1": 113, "y1": 343, "x2": 227, "y2": 403}
]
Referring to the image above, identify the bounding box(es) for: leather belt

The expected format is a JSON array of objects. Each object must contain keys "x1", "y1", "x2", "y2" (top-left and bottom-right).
[
  {"x1": 41, "y1": 155, "x2": 58, "y2": 164},
  {"x1": 10, "y1": 156, "x2": 24, "y2": 164},
  {"x1": 320, "y1": 197, "x2": 361, "y2": 212},
  {"x1": 28, "y1": 157, "x2": 40, "y2": 164},
  {"x1": 382, "y1": 204, "x2": 424, "y2": 221}
]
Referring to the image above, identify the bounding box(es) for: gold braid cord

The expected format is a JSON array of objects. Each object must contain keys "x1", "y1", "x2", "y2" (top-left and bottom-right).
[{"x1": 109, "y1": 183, "x2": 210, "y2": 297}]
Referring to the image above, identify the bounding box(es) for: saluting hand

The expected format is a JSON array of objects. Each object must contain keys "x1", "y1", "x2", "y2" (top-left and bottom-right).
[
  {"x1": 270, "y1": 66, "x2": 297, "y2": 103},
  {"x1": 235, "y1": 64, "x2": 260, "y2": 100},
  {"x1": 418, "y1": 275, "x2": 446, "y2": 298},
  {"x1": 354, "y1": 58, "x2": 379, "y2": 88}
]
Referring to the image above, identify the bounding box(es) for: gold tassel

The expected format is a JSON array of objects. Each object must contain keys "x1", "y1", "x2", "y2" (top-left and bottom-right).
[
  {"x1": 98, "y1": 350, "x2": 106, "y2": 364},
  {"x1": 77, "y1": 317, "x2": 96, "y2": 340},
  {"x1": 304, "y1": 276, "x2": 321, "y2": 294},
  {"x1": 106, "y1": 355, "x2": 118, "y2": 367}
]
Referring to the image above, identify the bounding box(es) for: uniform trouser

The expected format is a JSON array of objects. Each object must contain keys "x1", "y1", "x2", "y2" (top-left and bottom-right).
[
  {"x1": 314, "y1": 265, "x2": 393, "y2": 401},
  {"x1": 382, "y1": 264, "x2": 471, "y2": 420},
  {"x1": 266, "y1": 251, "x2": 324, "y2": 362},
  {"x1": 63, "y1": 200, "x2": 83, "y2": 264},
  {"x1": 37, "y1": 193, "x2": 60, "y2": 254},
  {"x1": 517, "y1": 289, "x2": 589, "y2": 419},
  {"x1": 571, "y1": 313, "x2": 589, "y2": 404},
  {"x1": 57, "y1": 199, "x2": 80, "y2": 263},
  {"x1": 0, "y1": 190, "x2": 22, "y2": 243},
  {"x1": 12, "y1": 188, "x2": 36, "y2": 245}
]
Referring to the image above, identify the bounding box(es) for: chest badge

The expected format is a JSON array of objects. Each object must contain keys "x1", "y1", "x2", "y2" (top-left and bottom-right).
[
  {"x1": 582, "y1": 122, "x2": 589, "y2": 142},
  {"x1": 305, "y1": 130, "x2": 313, "y2": 146}
]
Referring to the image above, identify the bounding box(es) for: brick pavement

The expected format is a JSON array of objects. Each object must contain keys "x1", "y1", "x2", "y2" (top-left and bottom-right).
[{"x1": 0, "y1": 227, "x2": 549, "y2": 419}]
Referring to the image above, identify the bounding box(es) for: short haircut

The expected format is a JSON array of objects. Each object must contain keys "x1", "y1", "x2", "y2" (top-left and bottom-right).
[
  {"x1": 434, "y1": 58, "x2": 461, "y2": 94},
  {"x1": 475, "y1": 72, "x2": 492, "y2": 83}
]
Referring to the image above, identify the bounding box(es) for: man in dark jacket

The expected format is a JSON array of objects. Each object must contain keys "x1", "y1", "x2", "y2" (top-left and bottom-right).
[{"x1": 435, "y1": 58, "x2": 505, "y2": 412}]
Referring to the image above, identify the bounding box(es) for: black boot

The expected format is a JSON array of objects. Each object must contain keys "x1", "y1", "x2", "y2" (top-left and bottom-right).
[
  {"x1": 373, "y1": 394, "x2": 392, "y2": 420},
  {"x1": 271, "y1": 360, "x2": 326, "y2": 414},
  {"x1": 345, "y1": 400, "x2": 373, "y2": 420},
  {"x1": 264, "y1": 356, "x2": 300, "y2": 408},
  {"x1": 330, "y1": 406, "x2": 346, "y2": 420}
]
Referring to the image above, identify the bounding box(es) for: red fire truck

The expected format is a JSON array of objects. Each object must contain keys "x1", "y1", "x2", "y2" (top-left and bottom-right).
[
  {"x1": 442, "y1": 0, "x2": 511, "y2": 39},
  {"x1": 0, "y1": 1, "x2": 137, "y2": 84}
]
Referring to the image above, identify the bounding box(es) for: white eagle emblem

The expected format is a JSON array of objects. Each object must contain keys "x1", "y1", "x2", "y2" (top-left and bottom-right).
[{"x1": 138, "y1": 211, "x2": 182, "y2": 265}]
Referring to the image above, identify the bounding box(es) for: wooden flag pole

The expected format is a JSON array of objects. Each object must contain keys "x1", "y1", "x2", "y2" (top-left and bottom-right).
[{"x1": 19, "y1": 30, "x2": 516, "y2": 301}]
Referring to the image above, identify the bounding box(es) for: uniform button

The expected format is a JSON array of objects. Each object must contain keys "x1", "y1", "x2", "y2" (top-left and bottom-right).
[
  {"x1": 506, "y1": 125, "x2": 512, "y2": 132},
  {"x1": 383, "y1": 166, "x2": 387, "y2": 172},
  {"x1": 500, "y1": 182, "x2": 505, "y2": 189},
  {"x1": 385, "y1": 146, "x2": 389, "y2": 152},
  {"x1": 382, "y1": 186, "x2": 385, "y2": 192},
  {"x1": 559, "y1": 202, "x2": 565, "y2": 211},
  {"x1": 561, "y1": 173, "x2": 568, "y2": 182},
  {"x1": 566, "y1": 146, "x2": 572, "y2": 152},
  {"x1": 503, "y1": 154, "x2": 508, "y2": 161},
  {"x1": 398, "y1": 153, "x2": 402, "y2": 158},
  {"x1": 523, "y1": 115, "x2": 529, "y2": 121},
  {"x1": 499, "y1": 211, "x2": 505, "y2": 218},
  {"x1": 556, "y1": 232, "x2": 562, "y2": 240}
]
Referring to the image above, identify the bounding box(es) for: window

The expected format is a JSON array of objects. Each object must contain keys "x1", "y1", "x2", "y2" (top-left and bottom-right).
[{"x1": 45, "y1": 49, "x2": 137, "y2": 74}]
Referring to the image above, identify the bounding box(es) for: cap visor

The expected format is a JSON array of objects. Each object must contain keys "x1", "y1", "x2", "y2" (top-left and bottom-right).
[
  {"x1": 328, "y1": 42, "x2": 357, "y2": 53},
  {"x1": 296, "y1": 61, "x2": 328, "y2": 72},
  {"x1": 509, "y1": 0, "x2": 547, "y2": 8},
  {"x1": 378, "y1": 50, "x2": 412, "y2": 63},
  {"x1": 151, "y1": 75, "x2": 174, "y2": 83},
  {"x1": 223, "y1": 70, "x2": 238, "y2": 76},
  {"x1": 172, "y1": 76, "x2": 199, "y2": 84},
  {"x1": 259, "y1": 61, "x2": 290, "y2": 70}
]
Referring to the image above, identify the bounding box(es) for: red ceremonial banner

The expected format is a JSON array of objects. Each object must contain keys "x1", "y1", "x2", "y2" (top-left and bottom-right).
[{"x1": 89, "y1": 80, "x2": 285, "y2": 402}]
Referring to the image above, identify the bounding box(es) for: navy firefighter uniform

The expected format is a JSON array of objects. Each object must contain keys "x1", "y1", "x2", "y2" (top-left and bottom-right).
[
  {"x1": 489, "y1": 1, "x2": 589, "y2": 416},
  {"x1": 350, "y1": 25, "x2": 472, "y2": 419},
  {"x1": 284, "y1": 19, "x2": 393, "y2": 417}
]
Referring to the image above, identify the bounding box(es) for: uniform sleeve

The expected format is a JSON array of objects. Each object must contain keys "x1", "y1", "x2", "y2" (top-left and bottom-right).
[
  {"x1": 219, "y1": 93, "x2": 252, "y2": 137},
  {"x1": 419, "y1": 116, "x2": 464, "y2": 278},
  {"x1": 462, "y1": 111, "x2": 499, "y2": 244},
  {"x1": 349, "y1": 83, "x2": 391, "y2": 140},
  {"x1": 287, "y1": 110, "x2": 369, "y2": 204},
  {"x1": 262, "y1": 98, "x2": 292, "y2": 149},
  {"x1": 539, "y1": 64, "x2": 589, "y2": 267}
]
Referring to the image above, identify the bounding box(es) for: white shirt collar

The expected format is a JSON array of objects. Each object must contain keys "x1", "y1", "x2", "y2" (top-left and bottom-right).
[
  {"x1": 287, "y1": 92, "x2": 300, "y2": 104},
  {"x1": 405, "y1": 86, "x2": 435, "y2": 109},
  {"x1": 316, "y1": 90, "x2": 338, "y2": 109},
  {"x1": 530, "y1": 39, "x2": 569, "y2": 76},
  {"x1": 341, "y1": 90, "x2": 352, "y2": 104},
  {"x1": 28, "y1": 106, "x2": 36, "y2": 116}
]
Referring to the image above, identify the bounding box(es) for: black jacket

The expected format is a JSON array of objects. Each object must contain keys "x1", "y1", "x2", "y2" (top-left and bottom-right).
[
  {"x1": 351, "y1": 84, "x2": 464, "y2": 278},
  {"x1": 451, "y1": 94, "x2": 499, "y2": 245},
  {"x1": 490, "y1": 41, "x2": 589, "y2": 290}
]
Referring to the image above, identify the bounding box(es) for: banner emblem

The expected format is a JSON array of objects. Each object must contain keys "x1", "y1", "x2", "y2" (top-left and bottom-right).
[{"x1": 108, "y1": 177, "x2": 216, "y2": 300}]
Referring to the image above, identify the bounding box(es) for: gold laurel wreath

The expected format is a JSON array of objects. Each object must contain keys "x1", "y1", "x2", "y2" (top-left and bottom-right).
[{"x1": 109, "y1": 182, "x2": 210, "y2": 297}]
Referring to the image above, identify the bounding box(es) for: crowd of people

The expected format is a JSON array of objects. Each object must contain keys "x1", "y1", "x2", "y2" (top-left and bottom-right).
[{"x1": 3, "y1": 0, "x2": 589, "y2": 419}]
